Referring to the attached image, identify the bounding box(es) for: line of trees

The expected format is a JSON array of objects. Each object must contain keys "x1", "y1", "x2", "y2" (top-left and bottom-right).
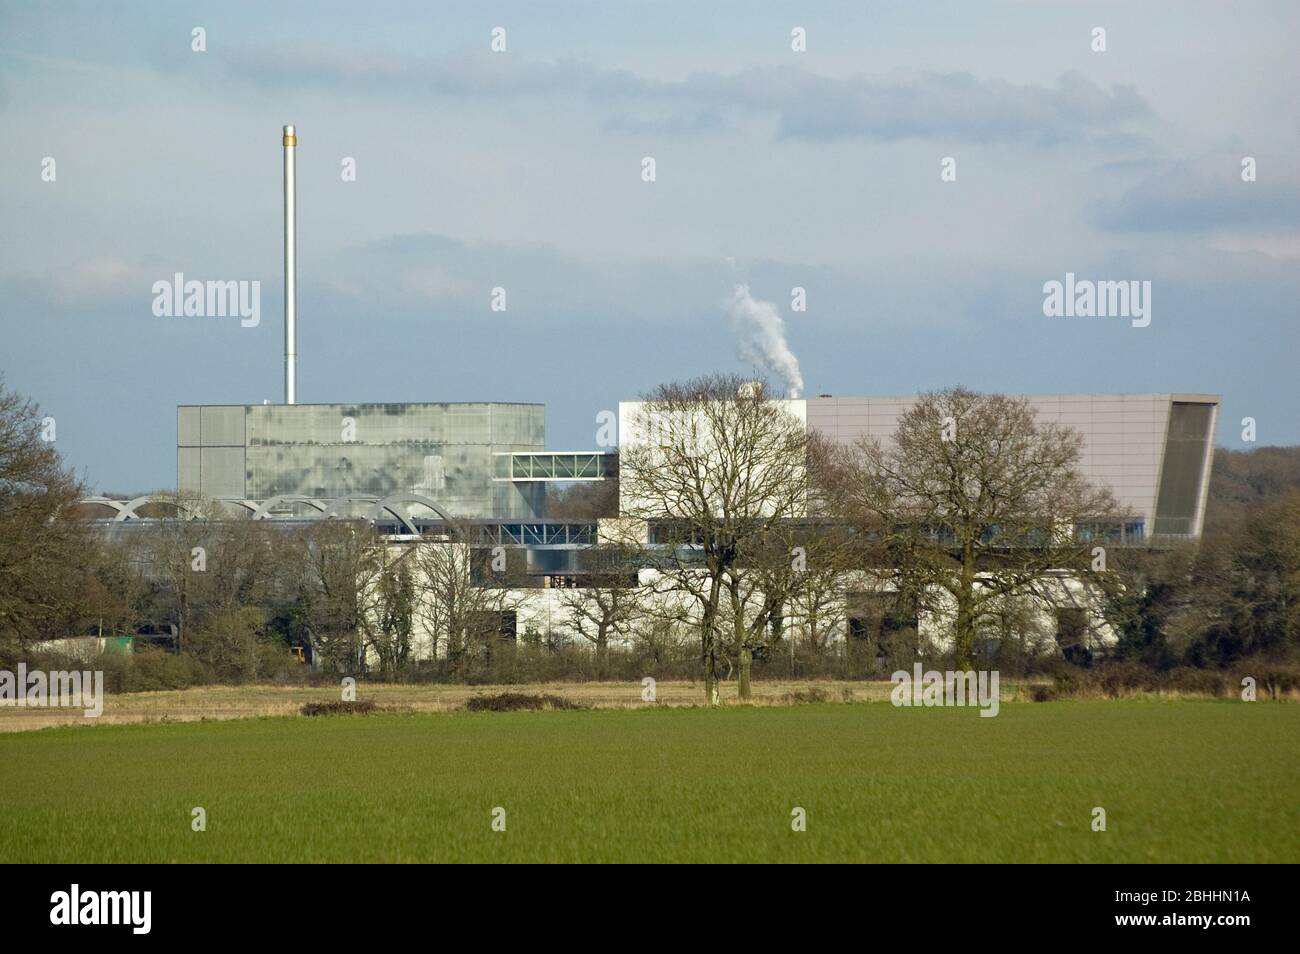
[
  {"x1": 3, "y1": 374, "x2": 1298, "y2": 701},
  {"x1": 616, "y1": 375, "x2": 1300, "y2": 701}
]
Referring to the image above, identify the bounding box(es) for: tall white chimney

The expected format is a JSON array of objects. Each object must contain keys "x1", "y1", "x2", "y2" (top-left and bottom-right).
[{"x1": 282, "y1": 124, "x2": 297, "y2": 405}]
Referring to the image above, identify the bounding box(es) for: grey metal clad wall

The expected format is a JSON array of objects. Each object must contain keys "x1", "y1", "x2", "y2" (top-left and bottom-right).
[
  {"x1": 1026, "y1": 394, "x2": 1166, "y2": 534},
  {"x1": 177, "y1": 447, "x2": 200, "y2": 492},
  {"x1": 199, "y1": 446, "x2": 246, "y2": 498},
  {"x1": 805, "y1": 394, "x2": 1217, "y2": 538},
  {"x1": 490, "y1": 403, "x2": 548, "y2": 517},
  {"x1": 203, "y1": 406, "x2": 247, "y2": 498},
  {"x1": 177, "y1": 406, "x2": 201, "y2": 447},
  {"x1": 176, "y1": 402, "x2": 547, "y2": 518},
  {"x1": 176, "y1": 405, "x2": 246, "y2": 497},
  {"x1": 177, "y1": 407, "x2": 202, "y2": 493},
  {"x1": 804, "y1": 397, "x2": 911, "y2": 444},
  {"x1": 200, "y1": 405, "x2": 246, "y2": 446},
  {"x1": 489, "y1": 403, "x2": 545, "y2": 447}
]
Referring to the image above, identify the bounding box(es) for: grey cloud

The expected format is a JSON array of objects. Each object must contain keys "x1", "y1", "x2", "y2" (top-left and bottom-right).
[
  {"x1": 601, "y1": 108, "x2": 725, "y2": 135},
  {"x1": 1093, "y1": 157, "x2": 1300, "y2": 232},
  {"x1": 220, "y1": 46, "x2": 648, "y2": 100},
  {"x1": 217, "y1": 46, "x2": 1149, "y2": 145},
  {"x1": 694, "y1": 67, "x2": 1149, "y2": 144}
]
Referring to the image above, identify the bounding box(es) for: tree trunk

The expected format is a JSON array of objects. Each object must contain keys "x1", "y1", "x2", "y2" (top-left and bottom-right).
[
  {"x1": 955, "y1": 597, "x2": 974, "y2": 670},
  {"x1": 737, "y1": 643, "x2": 753, "y2": 701},
  {"x1": 955, "y1": 537, "x2": 977, "y2": 669},
  {"x1": 700, "y1": 574, "x2": 723, "y2": 705},
  {"x1": 702, "y1": 634, "x2": 719, "y2": 706},
  {"x1": 177, "y1": 588, "x2": 186, "y2": 654}
]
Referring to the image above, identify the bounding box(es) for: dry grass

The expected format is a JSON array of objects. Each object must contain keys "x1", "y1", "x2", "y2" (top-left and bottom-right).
[
  {"x1": 0, "y1": 677, "x2": 1086, "y2": 732},
  {"x1": 0, "y1": 679, "x2": 934, "y2": 732},
  {"x1": 8, "y1": 674, "x2": 1280, "y2": 730}
]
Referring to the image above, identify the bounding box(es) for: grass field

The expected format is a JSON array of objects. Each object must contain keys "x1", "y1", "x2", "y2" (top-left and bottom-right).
[{"x1": 2, "y1": 699, "x2": 1296, "y2": 863}]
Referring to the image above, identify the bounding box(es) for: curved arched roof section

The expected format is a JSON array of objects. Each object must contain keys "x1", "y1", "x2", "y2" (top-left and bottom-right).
[
  {"x1": 372, "y1": 493, "x2": 455, "y2": 535},
  {"x1": 78, "y1": 494, "x2": 459, "y2": 535},
  {"x1": 79, "y1": 496, "x2": 128, "y2": 518},
  {"x1": 250, "y1": 495, "x2": 330, "y2": 521},
  {"x1": 115, "y1": 494, "x2": 190, "y2": 521}
]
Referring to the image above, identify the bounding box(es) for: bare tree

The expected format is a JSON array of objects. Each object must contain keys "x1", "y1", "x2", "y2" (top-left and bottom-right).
[
  {"x1": 618, "y1": 374, "x2": 810, "y2": 703},
  {"x1": 821, "y1": 387, "x2": 1120, "y2": 669},
  {"x1": 289, "y1": 520, "x2": 392, "y2": 674},
  {"x1": 133, "y1": 493, "x2": 262, "y2": 653},
  {"x1": 554, "y1": 557, "x2": 644, "y2": 678},
  {"x1": 762, "y1": 519, "x2": 859, "y2": 661},
  {"x1": 546, "y1": 478, "x2": 619, "y2": 519},
  {"x1": 412, "y1": 529, "x2": 522, "y2": 679},
  {"x1": 367, "y1": 544, "x2": 417, "y2": 677}
]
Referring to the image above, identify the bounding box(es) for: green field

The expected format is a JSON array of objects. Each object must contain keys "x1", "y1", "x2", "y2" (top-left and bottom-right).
[{"x1": 1, "y1": 700, "x2": 1297, "y2": 863}]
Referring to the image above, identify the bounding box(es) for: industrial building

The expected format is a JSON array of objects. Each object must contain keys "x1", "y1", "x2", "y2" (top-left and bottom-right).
[
  {"x1": 617, "y1": 393, "x2": 1220, "y2": 542},
  {"x1": 803, "y1": 393, "x2": 1220, "y2": 540},
  {"x1": 177, "y1": 402, "x2": 546, "y2": 519},
  {"x1": 88, "y1": 126, "x2": 1227, "y2": 661},
  {"x1": 155, "y1": 391, "x2": 1222, "y2": 547},
  {"x1": 159, "y1": 127, "x2": 1223, "y2": 545}
]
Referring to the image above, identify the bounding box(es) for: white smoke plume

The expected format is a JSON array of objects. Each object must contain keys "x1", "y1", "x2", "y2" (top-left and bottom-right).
[{"x1": 726, "y1": 284, "x2": 804, "y2": 398}]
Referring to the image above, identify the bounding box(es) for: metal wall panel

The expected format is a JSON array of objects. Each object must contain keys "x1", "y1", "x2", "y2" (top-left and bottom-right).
[
  {"x1": 178, "y1": 402, "x2": 546, "y2": 518},
  {"x1": 177, "y1": 407, "x2": 201, "y2": 447},
  {"x1": 199, "y1": 405, "x2": 246, "y2": 447},
  {"x1": 177, "y1": 447, "x2": 201, "y2": 493},
  {"x1": 199, "y1": 446, "x2": 246, "y2": 498}
]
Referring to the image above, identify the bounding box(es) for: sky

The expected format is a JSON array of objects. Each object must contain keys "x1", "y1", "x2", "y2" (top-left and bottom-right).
[{"x1": 1, "y1": 0, "x2": 1297, "y2": 494}]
